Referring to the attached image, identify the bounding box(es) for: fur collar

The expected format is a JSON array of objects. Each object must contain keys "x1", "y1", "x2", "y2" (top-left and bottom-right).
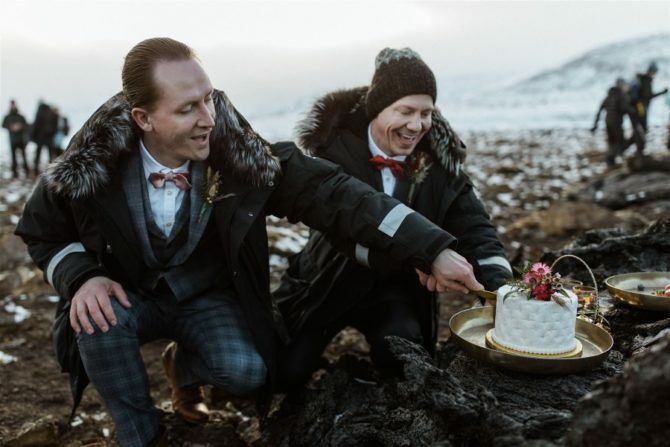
[
  {"x1": 44, "y1": 90, "x2": 281, "y2": 200},
  {"x1": 295, "y1": 87, "x2": 466, "y2": 176}
]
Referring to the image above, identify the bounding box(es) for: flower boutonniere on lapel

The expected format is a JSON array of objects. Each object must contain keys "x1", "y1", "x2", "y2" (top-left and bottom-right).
[
  {"x1": 406, "y1": 151, "x2": 432, "y2": 205},
  {"x1": 199, "y1": 167, "x2": 235, "y2": 222}
]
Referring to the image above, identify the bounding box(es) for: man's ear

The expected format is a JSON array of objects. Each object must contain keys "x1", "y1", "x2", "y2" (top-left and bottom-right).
[{"x1": 131, "y1": 107, "x2": 152, "y2": 132}]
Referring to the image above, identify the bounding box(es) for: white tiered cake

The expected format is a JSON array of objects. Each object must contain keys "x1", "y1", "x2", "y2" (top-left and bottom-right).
[{"x1": 491, "y1": 285, "x2": 579, "y2": 355}]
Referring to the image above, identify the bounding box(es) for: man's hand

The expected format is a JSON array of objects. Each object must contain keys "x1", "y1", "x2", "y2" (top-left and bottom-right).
[
  {"x1": 416, "y1": 248, "x2": 483, "y2": 293},
  {"x1": 70, "y1": 276, "x2": 131, "y2": 334}
]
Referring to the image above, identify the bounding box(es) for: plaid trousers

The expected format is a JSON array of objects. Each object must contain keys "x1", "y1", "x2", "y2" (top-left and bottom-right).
[{"x1": 76, "y1": 288, "x2": 266, "y2": 447}]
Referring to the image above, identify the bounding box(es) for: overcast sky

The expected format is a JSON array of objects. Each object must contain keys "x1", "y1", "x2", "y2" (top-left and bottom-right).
[{"x1": 1, "y1": 0, "x2": 669, "y2": 122}]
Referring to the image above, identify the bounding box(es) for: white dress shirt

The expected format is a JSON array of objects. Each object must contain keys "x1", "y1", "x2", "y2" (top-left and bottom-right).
[
  {"x1": 367, "y1": 124, "x2": 407, "y2": 196},
  {"x1": 140, "y1": 140, "x2": 190, "y2": 236}
]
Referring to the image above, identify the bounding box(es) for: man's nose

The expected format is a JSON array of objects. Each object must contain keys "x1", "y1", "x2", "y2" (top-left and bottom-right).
[
  {"x1": 406, "y1": 118, "x2": 422, "y2": 131},
  {"x1": 198, "y1": 104, "x2": 215, "y2": 128}
]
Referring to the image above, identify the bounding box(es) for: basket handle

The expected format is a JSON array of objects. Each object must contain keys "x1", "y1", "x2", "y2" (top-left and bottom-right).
[{"x1": 551, "y1": 254, "x2": 600, "y2": 321}]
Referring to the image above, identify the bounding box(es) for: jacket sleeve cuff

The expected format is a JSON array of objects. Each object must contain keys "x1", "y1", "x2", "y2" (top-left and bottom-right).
[{"x1": 49, "y1": 249, "x2": 108, "y2": 299}]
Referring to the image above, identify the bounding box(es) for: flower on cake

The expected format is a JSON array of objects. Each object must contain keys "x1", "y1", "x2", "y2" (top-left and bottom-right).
[{"x1": 506, "y1": 262, "x2": 569, "y2": 305}]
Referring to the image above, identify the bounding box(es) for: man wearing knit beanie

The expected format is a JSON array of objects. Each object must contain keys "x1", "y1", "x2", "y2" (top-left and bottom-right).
[{"x1": 274, "y1": 47, "x2": 511, "y2": 390}]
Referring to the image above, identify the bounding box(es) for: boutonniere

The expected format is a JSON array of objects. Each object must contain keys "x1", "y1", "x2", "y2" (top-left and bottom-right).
[
  {"x1": 406, "y1": 151, "x2": 432, "y2": 204},
  {"x1": 199, "y1": 167, "x2": 235, "y2": 222}
]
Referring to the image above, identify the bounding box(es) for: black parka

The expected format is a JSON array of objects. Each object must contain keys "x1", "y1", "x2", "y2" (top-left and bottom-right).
[{"x1": 274, "y1": 88, "x2": 512, "y2": 352}]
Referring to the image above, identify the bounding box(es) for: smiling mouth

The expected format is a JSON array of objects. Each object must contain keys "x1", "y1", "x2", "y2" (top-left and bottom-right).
[
  {"x1": 191, "y1": 133, "x2": 209, "y2": 144},
  {"x1": 395, "y1": 131, "x2": 419, "y2": 145}
]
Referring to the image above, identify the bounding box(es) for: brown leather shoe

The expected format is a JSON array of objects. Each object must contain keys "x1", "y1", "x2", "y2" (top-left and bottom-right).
[{"x1": 162, "y1": 342, "x2": 210, "y2": 424}]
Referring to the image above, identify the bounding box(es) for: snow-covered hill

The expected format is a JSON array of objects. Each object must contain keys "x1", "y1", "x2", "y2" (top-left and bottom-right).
[
  {"x1": 443, "y1": 34, "x2": 670, "y2": 131},
  {"x1": 518, "y1": 34, "x2": 669, "y2": 93}
]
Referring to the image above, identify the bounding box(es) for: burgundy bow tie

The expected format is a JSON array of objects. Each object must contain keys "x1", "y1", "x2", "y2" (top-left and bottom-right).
[
  {"x1": 369, "y1": 155, "x2": 406, "y2": 179},
  {"x1": 148, "y1": 171, "x2": 192, "y2": 191}
]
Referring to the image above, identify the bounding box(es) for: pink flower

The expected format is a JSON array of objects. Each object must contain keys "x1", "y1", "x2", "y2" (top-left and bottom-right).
[
  {"x1": 531, "y1": 262, "x2": 551, "y2": 276},
  {"x1": 523, "y1": 272, "x2": 540, "y2": 285},
  {"x1": 532, "y1": 284, "x2": 552, "y2": 301}
]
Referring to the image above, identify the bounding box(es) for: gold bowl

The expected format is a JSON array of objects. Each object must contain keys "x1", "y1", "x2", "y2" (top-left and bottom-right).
[
  {"x1": 605, "y1": 272, "x2": 670, "y2": 312},
  {"x1": 449, "y1": 307, "x2": 612, "y2": 374}
]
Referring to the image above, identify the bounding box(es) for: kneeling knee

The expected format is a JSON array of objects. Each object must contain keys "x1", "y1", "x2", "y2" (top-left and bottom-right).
[{"x1": 211, "y1": 354, "x2": 267, "y2": 396}]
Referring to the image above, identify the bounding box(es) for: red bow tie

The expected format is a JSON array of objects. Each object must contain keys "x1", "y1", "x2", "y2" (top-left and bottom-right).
[
  {"x1": 148, "y1": 171, "x2": 192, "y2": 191},
  {"x1": 369, "y1": 155, "x2": 406, "y2": 179}
]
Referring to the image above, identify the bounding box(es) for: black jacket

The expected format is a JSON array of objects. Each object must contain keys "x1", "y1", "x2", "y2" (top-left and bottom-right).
[
  {"x1": 30, "y1": 102, "x2": 57, "y2": 143},
  {"x1": 15, "y1": 90, "x2": 455, "y2": 413},
  {"x1": 274, "y1": 87, "x2": 512, "y2": 352},
  {"x1": 2, "y1": 110, "x2": 28, "y2": 145}
]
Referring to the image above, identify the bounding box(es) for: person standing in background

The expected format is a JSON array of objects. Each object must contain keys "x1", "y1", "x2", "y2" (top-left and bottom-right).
[
  {"x1": 30, "y1": 100, "x2": 58, "y2": 172},
  {"x1": 2, "y1": 99, "x2": 30, "y2": 178},
  {"x1": 629, "y1": 62, "x2": 669, "y2": 154},
  {"x1": 591, "y1": 78, "x2": 638, "y2": 167}
]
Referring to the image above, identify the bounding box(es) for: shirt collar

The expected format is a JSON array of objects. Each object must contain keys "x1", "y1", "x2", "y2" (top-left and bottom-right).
[
  {"x1": 139, "y1": 139, "x2": 190, "y2": 180},
  {"x1": 367, "y1": 124, "x2": 406, "y2": 162}
]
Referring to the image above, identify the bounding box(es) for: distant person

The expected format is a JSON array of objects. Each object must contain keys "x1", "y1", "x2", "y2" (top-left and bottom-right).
[
  {"x1": 628, "y1": 62, "x2": 669, "y2": 154},
  {"x1": 666, "y1": 90, "x2": 670, "y2": 150},
  {"x1": 2, "y1": 99, "x2": 30, "y2": 178},
  {"x1": 631, "y1": 62, "x2": 669, "y2": 132},
  {"x1": 591, "y1": 78, "x2": 639, "y2": 167},
  {"x1": 51, "y1": 107, "x2": 70, "y2": 156},
  {"x1": 30, "y1": 100, "x2": 58, "y2": 172}
]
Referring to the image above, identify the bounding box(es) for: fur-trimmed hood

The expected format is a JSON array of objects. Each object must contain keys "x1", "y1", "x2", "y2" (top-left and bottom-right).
[
  {"x1": 295, "y1": 86, "x2": 466, "y2": 176},
  {"x1": 44, "y1": 90, "x2": 281, "y2": 200}
]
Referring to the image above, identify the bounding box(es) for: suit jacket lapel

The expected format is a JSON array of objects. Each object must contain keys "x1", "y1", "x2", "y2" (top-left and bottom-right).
[{"x1": 121, "y1": 151, "x2": 160, "y2": 266}]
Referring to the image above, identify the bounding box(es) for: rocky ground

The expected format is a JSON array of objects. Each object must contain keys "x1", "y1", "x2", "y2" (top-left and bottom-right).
[{"x1": 1, "y1": 127, "x2": 669, "y2": 446}]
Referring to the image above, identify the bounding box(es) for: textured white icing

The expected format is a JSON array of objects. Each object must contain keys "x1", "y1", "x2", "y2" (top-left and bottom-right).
[{"x1": 492, "y1": 285, "x2": 578, "y2": 354}]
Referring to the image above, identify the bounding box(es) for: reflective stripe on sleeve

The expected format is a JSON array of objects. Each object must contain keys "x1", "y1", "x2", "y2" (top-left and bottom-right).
[
  {"x1": 378, "y1": 204, "x2": 414, "y2": 238},
  {"x1": 46, "y1": 242, "x2": 86, "y2": 286}
]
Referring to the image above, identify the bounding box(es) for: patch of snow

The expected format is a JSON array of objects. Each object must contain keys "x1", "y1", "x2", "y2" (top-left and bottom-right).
[
  {"x1": 4, "y1": 298, "x2": 31, "y2": 323},
  {"x1": 0, "y1": 350, "x2": 18, "y2": 365},
  {"x1": 275, "y1": 236, "x2": 307, "y2": 254}
]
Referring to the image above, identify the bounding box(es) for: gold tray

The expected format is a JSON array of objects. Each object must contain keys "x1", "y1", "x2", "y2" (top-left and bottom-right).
[
  {"x1": 449, "y1": 307, "x2": 612, "y2": 374},
  {"x1": 485, "y1": 330, "x2": 583, "y2": 358},
  {"x1": 605, "y1": 272, "x2": 670, "y2": 312}
]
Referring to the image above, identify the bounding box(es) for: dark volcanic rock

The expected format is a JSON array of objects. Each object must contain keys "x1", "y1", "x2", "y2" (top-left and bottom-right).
[
  {"x1": 567, "y1": 332, "x2": 670, "y2": 447},
  {"x1": 262, "y1": 338, "x2": 623, "y2": 446}
]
